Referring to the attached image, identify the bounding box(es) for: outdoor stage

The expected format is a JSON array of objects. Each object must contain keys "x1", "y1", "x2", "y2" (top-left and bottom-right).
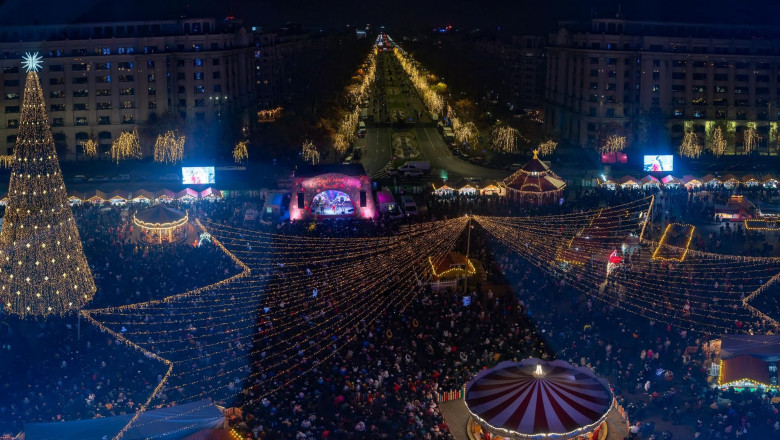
[{"x1": 289, "y1": 164, "x2": 375, "y2": 220}]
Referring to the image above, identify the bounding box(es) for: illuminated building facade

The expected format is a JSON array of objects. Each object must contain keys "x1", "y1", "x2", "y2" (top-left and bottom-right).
[
  {"x1": 545, "y1": 18, "x2": 780, "y2": 155},
  {"x1": 0, "y1": 18, "x2": 255, "y2": 159}
]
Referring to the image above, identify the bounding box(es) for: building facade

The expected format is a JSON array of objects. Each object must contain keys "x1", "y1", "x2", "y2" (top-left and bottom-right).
[
  {"x1": 511, "y1": 35, "x2": 546, "y2": 111},
  {"x1": 545, "y1": 18, "x2": 780, "y2": 155},
  {"x1": 0, "y1": 18, "x2": 255, "y2": 159}
]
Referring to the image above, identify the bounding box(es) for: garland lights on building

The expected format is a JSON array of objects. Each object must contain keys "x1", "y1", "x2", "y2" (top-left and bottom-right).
[{"x1": 0, "y1": 54, "x2": 96, "y2": 316}]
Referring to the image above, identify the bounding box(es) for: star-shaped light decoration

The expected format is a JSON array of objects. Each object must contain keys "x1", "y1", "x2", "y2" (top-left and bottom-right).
[{"x1": 21, "y1": 52, "x2": 43, "y2": 72}]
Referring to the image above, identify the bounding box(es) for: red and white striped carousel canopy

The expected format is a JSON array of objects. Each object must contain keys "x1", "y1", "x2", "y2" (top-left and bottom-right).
[{"x1": 465, "y1": 359, "x2": 612, "y2": 438}]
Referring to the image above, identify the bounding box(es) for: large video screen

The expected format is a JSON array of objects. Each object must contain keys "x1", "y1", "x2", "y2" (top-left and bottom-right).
[
  {"x1": 643, "y1": 155, "x2": 673, "y2": 172},
  {"x1": 181, "y1": 166, "x2": 215, "y2": 185}
]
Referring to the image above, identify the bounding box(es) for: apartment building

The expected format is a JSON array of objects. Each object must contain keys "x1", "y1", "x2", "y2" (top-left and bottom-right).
[
  {"x1": 545, "y1": 18, "x2": 780, "y2": 154},
  {"x1": 511, "y1": 35, "x2": 546, "y2": 111},
  {"x1": 0, "y1": 18, "x2": 255, "y2": 159}
]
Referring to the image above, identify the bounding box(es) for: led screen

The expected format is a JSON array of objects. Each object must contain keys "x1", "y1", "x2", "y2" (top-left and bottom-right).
[
  {"x1": 643, "y1": 155, "x2": 673, "y2": 172},
  {"x1": 181, "y1": 167, "x2": 215, "y2": 185}
]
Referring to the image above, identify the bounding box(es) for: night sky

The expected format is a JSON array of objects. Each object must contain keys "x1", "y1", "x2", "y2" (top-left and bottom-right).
[{"x1": 0, "y1": 0, "x2": 778, "y2": 34}]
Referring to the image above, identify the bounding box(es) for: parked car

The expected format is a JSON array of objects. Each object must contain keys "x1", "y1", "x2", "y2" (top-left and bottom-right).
[
  {"x1": 112, "y1": 174, "x2": 130, "y2": 181},
  {"x1": 400, "y1": 195, "x2": 418, "y2": 217},
  {"x1": 72, "y1": 175, "x2": 86, "y2": 183},
  {"x1": 159, "y1": 173, "x2": 180, "y2": 181},
  {"x1": 387, "y1": 168, "x2": 399, "y2": 176},
  {"x1": 453, "y1": 148, "x2": 462, "y2": 157},
  {"x1": 88, "y1": 175, "x2": 109, "y2": 182},
  {"x1": 506, "y1": 163, "x2": 523, "y2": 171},
  {"x1": 465, "y1": 177, "x2": 483, "y2": 185},
  {"x1": 404, "y1": 169, "x2": 424, "y2": 178}
]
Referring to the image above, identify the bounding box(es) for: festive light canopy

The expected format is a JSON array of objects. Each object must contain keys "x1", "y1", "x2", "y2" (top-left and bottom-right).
[
  {"x1": 465, "y1": 359, "x2": 612, "y2": 439},
  {"x1": 0, "y1": 68, "x2": 95, "y2": 316},
  {"x1": 82, "y1": 217, "x2": 468, "y2": 439},
  {"x1": 475, "y1": 198, "x2": 780, "y2": 333}
]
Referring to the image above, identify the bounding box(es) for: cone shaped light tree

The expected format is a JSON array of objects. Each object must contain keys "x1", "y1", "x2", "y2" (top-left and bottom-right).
[{"x1": 0, "y1": 54, "x2": 95, "y2": 316}]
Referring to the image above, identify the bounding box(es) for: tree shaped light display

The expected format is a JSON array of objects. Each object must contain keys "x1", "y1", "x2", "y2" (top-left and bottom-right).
[
  {"x1": 743, "y1": 126, "x2": 760, "y2": 154},
  {"x1": 154, "y1": 130, "x2": 185, "y2": 164},
  {"x1": 233, "y1": 140, "x2": 249, "y2": 163},
  {"x1": 0, "y1": 155, "x2": 14, "y2": 169},
  {"x1": 0, "y1": 54, "x2": 95, "y2": 316},
  {"x1": 110, "y1": 129, "x2": 141, "y2": 164},
  {"x1": 537, "y1": 140, "x2": 558, "y2": 157},
  {"x1": 710, "y1": 126, "x2": 727, "y2": 157},
  {"x1": 600, "y1": 135, "x2": 626, "y2": 154},
  {"x1": 301, "y1": 140, "x2": 320, "y2": 165},
  {"x1": 678, "y1": 129, "x2": 702, "y2": 158},
  {"x1": 80, "y1": 139, "x2": 98, "y2": 158},
  {"x1": 490, "y1": 125, "x2": 521, "y2": 153}
]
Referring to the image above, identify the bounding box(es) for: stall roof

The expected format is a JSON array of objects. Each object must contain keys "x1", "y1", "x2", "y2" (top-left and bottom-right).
[
  {"x1": 132, "y1": 189, "x2": 154, "y2": 200},
  {"x1": 720, "y1": 355, "x2": 771, "y2": 386},
  {"x1": 23, "y1": 400, "x2": 223, "y2": 440}
]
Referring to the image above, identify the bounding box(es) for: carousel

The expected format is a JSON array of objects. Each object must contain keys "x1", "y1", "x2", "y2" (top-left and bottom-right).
[
  {"x1": 464, "y1": 359, "x2": 626, "y2": 440},
  {"x1": 133, "y1": 205, "x2": 189, "y2": 244},
  {"x1": 503, "y1": 151, "x2": 565, "y2": 205}
]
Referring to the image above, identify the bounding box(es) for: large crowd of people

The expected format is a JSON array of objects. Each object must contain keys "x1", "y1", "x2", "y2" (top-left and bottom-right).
[{"x1": 0, "y1": 184, "x2": 778, "y2": 440}]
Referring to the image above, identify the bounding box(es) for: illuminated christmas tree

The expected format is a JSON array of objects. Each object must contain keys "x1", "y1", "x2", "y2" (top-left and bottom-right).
[{"x1": 0, "y1": 53, "x2": 95, "y2": 316}]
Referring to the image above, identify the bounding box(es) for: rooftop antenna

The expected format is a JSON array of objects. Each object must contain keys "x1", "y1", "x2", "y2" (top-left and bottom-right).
[{"x1": 617, "y1": 3, "x2": 623, "y2": 18}]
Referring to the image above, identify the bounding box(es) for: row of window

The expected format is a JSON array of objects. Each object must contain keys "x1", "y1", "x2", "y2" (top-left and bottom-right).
[
  {"x1": 673, "y1": 109, "x2": 773, "y2": 120},
  {"x1": 587, "y1": 58, "x2": 775, "y2": 70},
  {"x1": 40, "y1": 42, "x2": 222, "y2": 57},
  {"x1": 177, "y1": 85, "x2": 221, "y2": 94},
  {"x1": 7, "y1": 114, "x2": 135, "y2": 127},
  {"x1": 177, "y1": 71, "x2": 221, "y2": 80},
  {"x1": 586, "y1": 81, "x2": 775, "y2": 96},
  {"x1": 47, "y1": 76, "x2": 137, "y2": 85},
  {"x1": 585, "y1": 41, "x2": 775, "y2": 56}
]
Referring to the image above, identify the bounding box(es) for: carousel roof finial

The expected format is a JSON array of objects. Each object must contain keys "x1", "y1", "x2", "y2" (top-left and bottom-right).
[
  {"x1": 533, "y1": 363, "x2": 545, "y2": 377},
  {"x1": 532, "y1": 149, "x2": 539, "y2": 160}
]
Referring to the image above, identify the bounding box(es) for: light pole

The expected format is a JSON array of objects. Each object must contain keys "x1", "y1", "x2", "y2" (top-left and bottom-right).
[{"x1": 464, "y1": 214, "x2": 472, "y2": 295}]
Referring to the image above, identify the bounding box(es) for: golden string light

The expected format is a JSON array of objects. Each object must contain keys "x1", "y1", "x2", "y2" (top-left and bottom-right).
[
  {"x1": 537, "y1": 140, "x2": 558, "y2": 157},
  {"x1": 490, "y1": 125, "x2": 521, "y2": 153},
  {"x1": 454, "y1": 119, "x2": 478, "y2": 146},
  {"x1": 301, "y1": 140, "x2": 320, "y2": 165},
  {"x1": 110, "y1": 129, "x2": 141, "y2": 164},
  {"x1": 80, "y1": 139, "x2": 98, "y2": 158},
  {"x1": 393, "y1": 48, "x2": 444, "y2": 115},
  {"x1": 743, "y1": 125, "x2": 760, "y2": 154},
  {"x1": 679, "y1": 129, "x2": 702, "y2": 159},
  {"x1": 0, "y1": 68, "x2": 95, "y2": 316},
  {"x1": 83, "y1": 218, "x2": 468, "y2": 439},
  {"x1": 331, "y1": 51, "x2": 376, "y2": 153},
  {"x1": 710, "y1": 126, "x2": 727, "y2": 157},
  {"x1": 475, "y1": 199, "x2": 780, "y2": 333},
  {"x1": 153, "y1": 130, "x2": 185, "y2": 164},
  {"x1": 0, "y1": 155, "x2": 14, "y2": 168},
  {"x1": 601, "y1": 134, "x2": 626, "y2": 154},
  {"x1": 232, "y1": 140, "x2": 249, "y2": 163}
]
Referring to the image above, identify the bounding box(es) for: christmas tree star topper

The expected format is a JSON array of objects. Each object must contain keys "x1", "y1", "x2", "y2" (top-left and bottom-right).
[{"x1": 21, "y1": 52, "x2": 42, "y2": 72}]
